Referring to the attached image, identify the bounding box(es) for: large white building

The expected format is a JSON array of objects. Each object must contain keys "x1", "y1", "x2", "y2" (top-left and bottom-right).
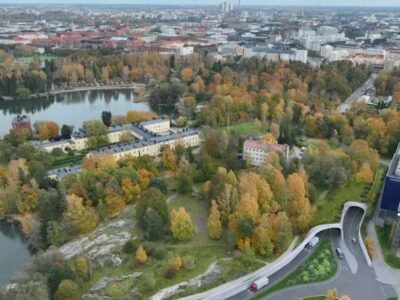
[
  {"x1": 44, "y1": 119, "x2": 200, "y2": 180},
  {"x1": 243, "y1": 139, "x2": 289, "y2": 166},
  {"x1": 34, "y1": 119, "x2": 172, "y2": 152}
]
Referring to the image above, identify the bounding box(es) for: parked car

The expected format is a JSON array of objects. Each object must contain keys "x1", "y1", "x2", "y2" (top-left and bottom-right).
[{"x1": 336, "y1": 247, "x2": 344, "y2": 259}]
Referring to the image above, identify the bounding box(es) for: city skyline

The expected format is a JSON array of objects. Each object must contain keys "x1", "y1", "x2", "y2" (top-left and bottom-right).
[{"x1": 1, "y1": 0, "x2": 400, "y2": 7}]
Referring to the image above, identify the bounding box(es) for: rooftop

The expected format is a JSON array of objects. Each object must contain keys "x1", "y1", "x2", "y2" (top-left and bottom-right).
[
  {"x1": 244, "y1": 139, "x2": 288, "y2": 152},
  {"x1": 387, "y1": 143, "x2": 400, "y2": 179}
]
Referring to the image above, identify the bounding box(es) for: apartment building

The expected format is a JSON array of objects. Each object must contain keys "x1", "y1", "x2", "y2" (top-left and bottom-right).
[{"x1": 243, "y1": 139, "x2": 289, "y2": 166}]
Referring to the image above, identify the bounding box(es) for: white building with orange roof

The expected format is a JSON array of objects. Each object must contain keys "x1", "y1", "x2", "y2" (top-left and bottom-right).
[{"x1": 243, "y1": 139, "x2": 289, "y2": 166}]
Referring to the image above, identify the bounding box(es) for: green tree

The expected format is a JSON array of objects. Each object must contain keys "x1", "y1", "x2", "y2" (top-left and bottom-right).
[
  {"x1": 61, "y1": 125, "x2": 73, "y2": 139},
  {"x1": 55, "y1": 280, "x2": 81, "y2": 300},
  {"x1": 101, "y1": 111, "x2": 112, "y2": 127}
]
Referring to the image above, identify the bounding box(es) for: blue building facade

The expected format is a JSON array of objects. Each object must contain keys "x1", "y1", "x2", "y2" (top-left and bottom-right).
[{"x1": 378, "y1": 142, "x2": 400, "y2": 222}]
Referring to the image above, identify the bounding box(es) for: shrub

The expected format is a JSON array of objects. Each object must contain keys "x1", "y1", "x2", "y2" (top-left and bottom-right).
[
  {"x1": 122, "y1": 239, "x2": 139, "y2": 254},
  {"x1": 139, "y1": 273, "x2": 156, "y2": 292},
  {"x1": 51, "y1": 148, "x2": 63, "y2": 156},
  {"x1": 142, "y1": 242, "x2": 157, "y2": 256},
  {"x1": 153, "y1": 247, "x2": 167, "y2": 260},
  {"x1": 164, "y1": 264, "x2": 177, "y2": 279},
  {"x1": 105, "y1": 283, "x2": 125, "y2": 298},
  {"x1": 365, "y1": 236, "x2": 376, "y2": 259}
]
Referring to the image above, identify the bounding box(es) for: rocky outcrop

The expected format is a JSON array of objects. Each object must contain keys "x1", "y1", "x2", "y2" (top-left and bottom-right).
[{"x1": 59, "y1": 219, "x2": 135, "y2": 266}]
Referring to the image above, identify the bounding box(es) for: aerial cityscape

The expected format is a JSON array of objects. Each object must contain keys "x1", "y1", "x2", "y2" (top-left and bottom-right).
[{"x1": 0, "y1": 1, "x2": 399, "y2": 300}]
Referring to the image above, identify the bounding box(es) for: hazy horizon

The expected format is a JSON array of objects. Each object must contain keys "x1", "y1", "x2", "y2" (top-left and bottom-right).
[{"x1": 0, "y1": 0, "x2": 400, "y2": 7}]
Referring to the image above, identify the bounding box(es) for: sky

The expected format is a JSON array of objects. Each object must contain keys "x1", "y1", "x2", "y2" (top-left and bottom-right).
[{"x1": 0, "y1": 0, "x2": 399, "y2": 6}]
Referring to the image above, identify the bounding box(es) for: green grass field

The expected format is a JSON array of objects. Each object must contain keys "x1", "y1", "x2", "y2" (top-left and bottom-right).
[
  {"x1": 49, "y1": 151, "x2": 85, "y2": 169},
  {"x1": 312, "y1": 181, "x2": 365, "y2": 226},
  {"x1": 252, "y1": 238, "x2": 338, "y2": 300},
  {"x1": 376, "y1": 226, "x2": 400, "y2": 269},
  {"x1": 221, "y1": 121, "x2": 263, "y2": 136}
]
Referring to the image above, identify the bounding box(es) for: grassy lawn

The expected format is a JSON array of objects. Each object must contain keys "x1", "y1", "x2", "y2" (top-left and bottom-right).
[
  {"x1": 376, "y1": 226, "x2": 400, "y2": 269},
  {"x1": 312, "y1": 181, "x2": 365, "y2": 226},
  {"x1": 49, "y1": 151, "x2": 85, "y2": 169},
  {"x1": 221, "y1": 121, "x2": 263, "y2": 136},
  {"x1": 312, "y1": 165, "x2": 385, "y2": 226},
  {"x1": 252, "y1": 238, "x2": 338, "y2": 300}
]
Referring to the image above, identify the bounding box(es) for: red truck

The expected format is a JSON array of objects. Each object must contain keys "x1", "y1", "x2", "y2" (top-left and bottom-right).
[{"x1": 249, "y1": 277, "x2": 269, "y2": 292}]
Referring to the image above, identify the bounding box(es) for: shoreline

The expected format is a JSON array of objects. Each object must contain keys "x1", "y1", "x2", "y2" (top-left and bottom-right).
[{"x1": 0, "y1": 83, "x2": 146, "y2": 102}]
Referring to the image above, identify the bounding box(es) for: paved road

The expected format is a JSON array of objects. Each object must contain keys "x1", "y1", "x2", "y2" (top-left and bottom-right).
[
  {"x1": 228, "y1": 231, "x2": 331, "y2": 300},
  {"x1": 257, "y1": 207, "x2": 397, "y2": 300},
  {"x1": 337, "y1": 74, "x2": 377, "y2": 113}
]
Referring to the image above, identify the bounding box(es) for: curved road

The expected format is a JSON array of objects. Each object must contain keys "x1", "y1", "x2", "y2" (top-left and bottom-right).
[{"x1": 230, "y1": 207, "x2": 397, "y2": 300}]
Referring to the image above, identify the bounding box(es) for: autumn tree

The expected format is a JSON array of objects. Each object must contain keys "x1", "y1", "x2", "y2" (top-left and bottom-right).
[
  {"x1": 207, "y1": 200, "x2": 222, "y2": 239},
  {"x1": 36, "y1": 121, "x2": 60, "y2": 140},
  {"x1": 63, "y1": 194, "x2": 98, "y2": 235},
  {"x1": 287, "y1": 173, "x2": 315, "y2": 233},
  {"x1": 170, "y1": 207, "x2": 196, "y2": 241},
  {"x1": 160, "y1": 145, "x2": 177, "y2": 171},
  {"x1": 356, "y1": 162, "x2": 374, "y2": 183},
  {"x1": 264, "y1": 168, "x2": 287, "y2": 207},
  {"x1": 121, "y1": 178, "x2": 141, "y2": 204},
  {"x1": 239, "y1": 172, "x2": 273, "y2": 214},
  {"x1": 180, "y1": 67, "x2": 194, "y2": 83},
  {"x1": 74, "y1": 256, "x2": 90, "y2": 279},
  {"x1": 136, "y1": 245, "x2": 148, "y2": 264},
  {"x1": 252, "y1": 223, "x2": 274, "y2": 257},
  {"x1": 106, "y1": 193, "x2": 126, "y2": 219},
  {"x1": 325, "y1": 288, "x2": 338, "y2": 300}
]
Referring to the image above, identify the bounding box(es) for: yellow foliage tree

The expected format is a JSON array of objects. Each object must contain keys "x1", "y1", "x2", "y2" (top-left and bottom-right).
[
  {"x1": 121, "y1": 178, "x2": 141, "y2": 204},
  {"x1": 160, "y1": 146, "x2": 177, "y2": 171},
  {"x1": 136, "y1": 245, "x2": 148, "y2": 264},
  {"x1": 326, "y1": 288, "x2": 338, "y2": 300},
  {"x1": 356, "y1": 162, "x2": 374, "y2": 183},
  {"x1": 207, "y1": 200, "x2": 222, "y2": 239},
  {"x1": 365, "y1": 236, "x2": 376, "y2": 259},
  {"x1": 170, "y1": 207, "x2": 197, "y2": 241},
  {"x1": 180, "y1": 67, "x2": 194, "y2": 83},
  {"x1": 172, "y1": 255, "x2": 183, "y2": 270},
  {"x1": 263, "y1": 133, "x2": 277, "y2": 144},
  {"x1": 106, "y1": 193, "x2": 126, "y2": 219},
  {"x1": 126, "y1": 111, "x2": 157, "y2": 122},
  {"x1": 74, "y1": 256, "x2": 90, "y2": 279},
  {"x1": 63, "y1": 194, "x2": 99, "y2": 235},
  {"x1": 287, "y1": 173, "x2": 315, "y2": 233},
  {"x1": 235, "y1": 193, "x2": 259, "y2": 223}
]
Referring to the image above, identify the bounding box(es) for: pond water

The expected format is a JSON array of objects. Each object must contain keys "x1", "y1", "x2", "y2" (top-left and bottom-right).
[
  {"x1": 0, "y1": 89, "x2": 150, "y2": 136},
  {"x1": 0, "y1": 222, "x2": 31, "y2": 286}
]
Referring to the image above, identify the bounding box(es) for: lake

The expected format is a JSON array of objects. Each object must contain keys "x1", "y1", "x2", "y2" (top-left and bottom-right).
[
  {"x1": 0, "y1": 222, "x2": 31, "y2": 286},
  {"x1": 0, "y1": 89, "x2": 150, "y2": 136}
]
